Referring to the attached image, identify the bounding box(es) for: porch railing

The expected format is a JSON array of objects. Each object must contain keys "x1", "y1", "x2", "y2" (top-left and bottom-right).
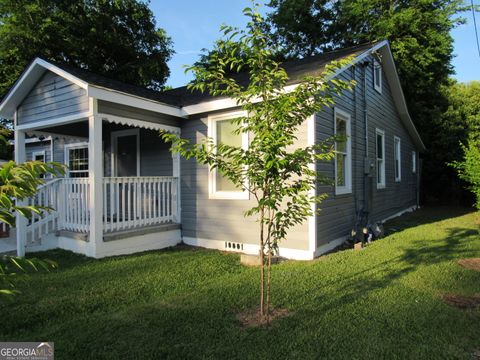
[
  {"x1": 25, "y1": 176, "x2": 178, "y2": 243},
  {"x1": 26, "y1": 178, "x2": 63, "y2": 245},
  {"x1": 63, "y1": 178, "x2": 90, "y2": 232},
  {"x1": 103, "y1": 177, "x2": 178, "y2": 233}
]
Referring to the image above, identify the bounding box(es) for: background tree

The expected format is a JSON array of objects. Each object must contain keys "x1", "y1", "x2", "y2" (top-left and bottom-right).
[
  {"x1": 163, "y1": 6, "x2": 354, "y2": 320},
  {"x1": 446, "y1": 81, "x2": 480, "y2": 208},
  {"x1": 266, "y1": 0, "x2": 466, "y2": 204},
  {"x1": 0, "y1": 0, "x2": 174, "y2": 99}
]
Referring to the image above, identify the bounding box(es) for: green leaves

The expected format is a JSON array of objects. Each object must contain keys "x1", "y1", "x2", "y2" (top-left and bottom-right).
[
  {"x1": 0, "y1": 0, "x2": 174, "y2": 100},
  {"x1": 0, "y1": 160, "x2": 65, "y2": 226},
  {"x1": 162, "y1": 5, "x2": 355, "y2": 252},
  {"x1": 0, "y1": 255, "x2": 57, "y2": 300}
]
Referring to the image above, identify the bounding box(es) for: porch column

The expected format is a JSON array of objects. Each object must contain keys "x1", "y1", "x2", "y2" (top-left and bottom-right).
[
  {"x1": 172, "y1": 151, "x2": 181, "y2": 223},
  {"x1": 88, "y1": 103, "x2": 103, "y2": 257},
  {"x1": 14, "y1": 125, "x2": 27, "y2": 257}
]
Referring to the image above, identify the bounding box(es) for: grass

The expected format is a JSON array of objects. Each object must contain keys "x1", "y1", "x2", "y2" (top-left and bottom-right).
[{"x1": 1, "y1": 207, "x2": 479, "y2": 359}]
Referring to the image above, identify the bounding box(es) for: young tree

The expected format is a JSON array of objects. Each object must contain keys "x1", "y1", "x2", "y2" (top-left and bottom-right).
[
  {"x1": 0, "y1": 0, "x2": 174, "y2": 98},
  {"x1": 162, "y1": 6, "x2": 354, "y2": 319}
]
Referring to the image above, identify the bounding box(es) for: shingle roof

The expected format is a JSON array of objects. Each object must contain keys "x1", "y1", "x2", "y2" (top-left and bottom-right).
[
  {"x1": 164, "y1": 42, "x2": 377, "y2": 106},
  {"x1": 41, "y1": 59, "x2": 183, "y2": 107},
  {"x1": 38, "y1": 42, "x2": 376, "y2": 108}
]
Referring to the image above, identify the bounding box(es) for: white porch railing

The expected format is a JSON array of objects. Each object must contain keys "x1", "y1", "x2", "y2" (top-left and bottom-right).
[
  {"x1": 24, "y1": 176, "x2": 178, "y2": 244},
  {"x1": 26, "y1": 178, "x2": 63, "y2": 245},
  {"x1": 63, "y1": 178, "x2": 90, "y2": 233},
  {"x1": 103, "y1": 177, "x2": 178, "y2": 233}
]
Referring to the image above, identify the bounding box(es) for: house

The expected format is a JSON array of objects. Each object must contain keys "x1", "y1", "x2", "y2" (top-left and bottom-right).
[{"x1": 0, "y1": 40, "x2": 424, "y2": 259}]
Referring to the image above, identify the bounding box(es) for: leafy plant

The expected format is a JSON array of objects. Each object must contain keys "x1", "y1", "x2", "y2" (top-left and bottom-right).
[
  {"x1": 451, "y1": 139, "x2": 480, "y2": 210},
  {"x1": 0, "y1": 148, "x2": 63, "y2": 299},
  {"x1": 0, "y1": 160, "x2": 64, "y2": 225},
  {"x1": 0, "y1": 256, "x2": 57, "y2": 297},
  {"x1": 162, "y1": 5, "x2": 354, "y2": 319}
]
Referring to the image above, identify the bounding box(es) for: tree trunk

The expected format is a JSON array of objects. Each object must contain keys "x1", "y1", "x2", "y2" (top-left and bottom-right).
[
  {"x1": 266, "y1": 246, "x2": 272, "y2": 324},
  {"x1": 259, "y1": 208, "x2": 265, "y2": 317}
]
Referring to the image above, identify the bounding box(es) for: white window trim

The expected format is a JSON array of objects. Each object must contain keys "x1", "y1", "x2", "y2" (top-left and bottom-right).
[
  {"x1": 64, "y1": 142, "x2": 89, "y2": 177},
  {"x1": 32, "y1": 150, "x2": 46, "y2": 162},
  {"x1": 373, "y1": 59, "x2": 382, "y2": 94},
  {"x1": 207, "y1": 111, "x2": 249, "y2": 200},
  {"x1": 334, "y1": 108, "x2": 352, "y2": 195},
  {"x1": 394, "y1": 136, "x2": 401, "y2": 182},
  {"x1": 376, "y1": 128, "x2": 386, "y2": 189},
  {"x1": 412, "y1": 151, "x2": 417, "y2": 173},
  {"x1": 111, "y1": 128, "x2": 140, "y2": 177}
]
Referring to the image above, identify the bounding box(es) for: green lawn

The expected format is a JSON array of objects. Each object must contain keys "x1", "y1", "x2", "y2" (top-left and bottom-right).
[{"x1": 1, "y1": 207, "x2": 479, "y2": 359}]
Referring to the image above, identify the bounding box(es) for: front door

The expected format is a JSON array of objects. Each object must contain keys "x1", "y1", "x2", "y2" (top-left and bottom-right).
[
  {"x1": 111, "y1": 130, "x2": 140, "y2": 221},
  {"x1": 112, "y1": 130, "x2": 139, "y2": 177}
]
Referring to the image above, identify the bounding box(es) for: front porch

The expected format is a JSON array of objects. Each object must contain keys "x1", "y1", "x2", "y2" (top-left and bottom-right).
[{"x1": 15, "y1": 112, "x2": 182, "y2": 258}]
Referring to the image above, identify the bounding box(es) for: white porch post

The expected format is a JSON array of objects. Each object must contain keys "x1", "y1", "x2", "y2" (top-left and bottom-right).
[
  {"x1": 88, "y1": 99, "x2": 103, "y2": 257},
  {"x1": 172, "y1": 151, "x2": 181, "y2": 223},
  {"x1": 14, "y1": 118, "x2": 27, "y2": 257}
]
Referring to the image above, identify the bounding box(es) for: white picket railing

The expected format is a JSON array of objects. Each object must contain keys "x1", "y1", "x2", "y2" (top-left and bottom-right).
[
  {"x1": 103, "y1": 177, "x2": 178, "y2": 233},
  {"x1": 26, "y1": 178, "x2": 63, "y2": 245},
  {"x1": 24, "y1": 176, "x2": 178, "y2": 243},
  {"x1": 62, "y1": 178, "x2": 90, "y2": 233}
]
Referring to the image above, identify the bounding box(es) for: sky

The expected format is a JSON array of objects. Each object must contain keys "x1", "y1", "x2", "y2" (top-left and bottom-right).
[{"x1": 151, "y1": 0, "x2": 480, "y2": 88}]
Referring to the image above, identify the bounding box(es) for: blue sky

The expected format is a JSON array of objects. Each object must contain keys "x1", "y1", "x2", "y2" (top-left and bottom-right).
[{"x1": 151, "y1": 0, "x2": 480, "y2": 88}]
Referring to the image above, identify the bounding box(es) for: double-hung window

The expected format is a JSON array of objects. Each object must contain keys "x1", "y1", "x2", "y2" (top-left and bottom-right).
[
  {"x1": 208, "y1": 111, "x2": 249, "y2": 199},
  {"x1": 334, "y1": 108, "x2": 352, "y2": 195},
  {"x1": 412, "y1": 151, "x2": 417, "y2": 173},
  {"x1": 65, "y1": 143, "x2": 89, "y2": 178},
  {"x1": 394, "y1": 136, "x2": 401, "y2": 182},
  {"x1": 376, "y1": 129, "x2": 385, "y2": 188},
  {"x1": 373, "y1": 59, "x2": 382, "y2": 93}
]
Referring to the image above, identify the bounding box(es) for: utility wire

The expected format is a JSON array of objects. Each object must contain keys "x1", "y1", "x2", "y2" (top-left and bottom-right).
[{"x1": 471, "y1": 0, "x2": 480, "y2": 57}]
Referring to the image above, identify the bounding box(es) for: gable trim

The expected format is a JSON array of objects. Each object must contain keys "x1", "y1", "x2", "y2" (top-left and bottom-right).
[{"x1": 88, "y1": 86, "x2": 185, "y2": 119}]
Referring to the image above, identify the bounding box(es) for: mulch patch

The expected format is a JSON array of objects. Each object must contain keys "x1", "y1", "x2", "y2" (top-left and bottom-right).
[
  {"x1": 442, "y1": 294, "x2": 480, "y2": 310},
  {"x1": 236, "y1": 307, "x2": 291, "y2": 328},
  {"x1": 458, "y1": 258, "x2": 480, "y2": 272}
]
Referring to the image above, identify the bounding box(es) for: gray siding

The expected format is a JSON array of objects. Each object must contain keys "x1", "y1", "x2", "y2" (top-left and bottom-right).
[
  {"x1": 98, "y1": 100, "x2": 181, "y2": 128},
  {"x1": 103, "y1": 124, "x2": 172, "y2": 177},
  {"x1": 17, "y1": 71, "x2": 88, "y2": 125},
  {"x1": 315, "y1": 56, "x2": 419, "y2": 248},
  {"x1": 180, "y1": 110, "x2": 309, "y2": 251},
  {"x1": 26, "y1": 141, "x2": 51, "y2": 162}
]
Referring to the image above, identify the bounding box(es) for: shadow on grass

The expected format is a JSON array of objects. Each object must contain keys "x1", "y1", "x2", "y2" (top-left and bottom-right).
[
  {"x1": 400, "y1": 227, "x2": 479, "y2": 266},
  {"x1": 384, "y1": 206, "x2": 475, "y2": 233}
]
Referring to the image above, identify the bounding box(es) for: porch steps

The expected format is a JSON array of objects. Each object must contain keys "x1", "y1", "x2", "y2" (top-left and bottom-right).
[{"x1": 56, "y1": 223, "x2": 181, "y2": 243}]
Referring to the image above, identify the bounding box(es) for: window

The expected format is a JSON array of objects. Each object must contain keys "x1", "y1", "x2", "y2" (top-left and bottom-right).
[
  {"x1": 65, "y1": 143, "x2": 89, "y2": 178},
  {"x1": 32, "y1": 150, "x2": 46, "y2": 163},
  {"x1": 376, "y1": 129, "x2": 385, "y2": 188},
  {"x1": 208, "y1": 111, "x2": 249, "y2": 199},
  {"x1": 32, "y1": 151, "x2": 46, "y2": 178},
  {"x1": 394, "y1": 136, "x2": 401, "y2": 182},
  {"x1": 334, "y1": 108, "x2": 352, "y2": 195},
  {"x1": 373, "y1": 59, "x2": 382, "y2": 93},
  {"x1": 412, "y1": 151, "x2": 417, "y2": 173}
]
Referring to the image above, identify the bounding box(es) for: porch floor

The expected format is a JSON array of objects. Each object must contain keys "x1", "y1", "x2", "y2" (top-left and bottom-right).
[{"x1": 56, "y1": 222, "x2": 181, "y2": 243}]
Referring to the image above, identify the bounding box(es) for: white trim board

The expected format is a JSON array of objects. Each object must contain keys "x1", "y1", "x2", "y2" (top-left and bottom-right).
[
  {"x1": 88, "y1": 86, "x2": 185, "y2": 119},
  {"x1": 182, "y1": 237, "x2": 315, "y2": 261},
  {"x1": 307, "y1": 114, "x2": 317, "y2": 254},
  {"x1": 99, "y1": 113, "x2": 180, "y2": 134},
  {"x1": 16, "y1": 111, "x2": 92, "y2": 131}
]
